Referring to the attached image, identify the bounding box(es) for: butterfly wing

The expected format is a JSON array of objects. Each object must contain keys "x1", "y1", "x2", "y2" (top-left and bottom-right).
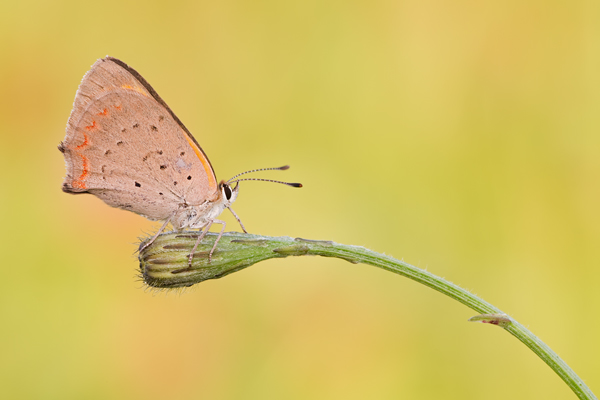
[{"x1": 60, "y1": 57, "x2": 219, "y2": 221}]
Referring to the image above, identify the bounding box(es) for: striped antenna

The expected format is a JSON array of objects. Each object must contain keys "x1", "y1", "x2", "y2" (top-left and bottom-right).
[{"x1": 227, "y1": 165, "x2": 290, "y2": 183}]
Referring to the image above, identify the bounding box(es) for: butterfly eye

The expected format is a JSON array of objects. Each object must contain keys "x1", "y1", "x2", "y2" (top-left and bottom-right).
[{"x1": 223, "y1": 183, "x2": 232, "y2": 200}]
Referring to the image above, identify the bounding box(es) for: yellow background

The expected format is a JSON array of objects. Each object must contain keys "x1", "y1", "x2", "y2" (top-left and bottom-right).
[{"x1": 1, "y1": 1, "x2": 599, "y2": 399}]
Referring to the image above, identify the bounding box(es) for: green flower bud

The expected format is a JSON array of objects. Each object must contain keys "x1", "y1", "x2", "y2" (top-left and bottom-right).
[{"x1": 138, "y1": 232, "x2": 320, "y2": 289}]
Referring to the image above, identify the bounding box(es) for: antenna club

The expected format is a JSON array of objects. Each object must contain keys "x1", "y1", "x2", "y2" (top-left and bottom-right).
[
  {"x1": 228, "y1": 177, "x2": 302, "y2": 187},
  {"x1": 279, "y1": 165, "x2": 290, "y2": 170}
]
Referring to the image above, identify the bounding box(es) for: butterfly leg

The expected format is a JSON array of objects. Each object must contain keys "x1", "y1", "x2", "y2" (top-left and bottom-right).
[
  {"x1": 227, "y1": 206, "x2": 248, "y2": 233},
  {"x1": 188, "y1": 219, "x2": 227, "y2": 266},
  {"x1": 139, "y1": 214, "x2": 173, "y2": 253}
]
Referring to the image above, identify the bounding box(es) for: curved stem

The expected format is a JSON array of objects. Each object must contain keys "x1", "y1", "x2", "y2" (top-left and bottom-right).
[{"x1": 139, "y1": 232, "x2": 596, "y2": 400}]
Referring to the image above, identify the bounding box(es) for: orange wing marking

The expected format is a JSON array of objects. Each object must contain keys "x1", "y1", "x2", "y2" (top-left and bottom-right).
[
  {"x1": 85, "y1": 120, "x2": 97, "y2": 131},
  {"x1": 76, "y1": 132, "x2": 89, "y2": 150},
  {"x1": 121, "y1": 84, "x2": 149, "y2": 97},
  {"x1": 183, "y1": 135, "x2": 217, "y2": 191},
  {"x1": 72, "y1": 154, "x2": 89, "y2": 189},
  {"x1": 97, "y1": 108, "x2": 109, "y2": 116}
]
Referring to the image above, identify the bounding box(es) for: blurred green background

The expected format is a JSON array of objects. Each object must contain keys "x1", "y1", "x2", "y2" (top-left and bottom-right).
[{"x1": 1, "y1": 0, "x2": 599, "y2": 399}]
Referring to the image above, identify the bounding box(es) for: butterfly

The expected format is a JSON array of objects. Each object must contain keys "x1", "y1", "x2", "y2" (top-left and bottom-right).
[{"x1": 59, "y1": 56, "x2": 301, "y2": 264}]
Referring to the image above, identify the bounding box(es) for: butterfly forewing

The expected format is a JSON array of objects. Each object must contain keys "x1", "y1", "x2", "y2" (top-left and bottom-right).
[{"x1": 61, "y1": 57, "x2": 218, "y2": 221}]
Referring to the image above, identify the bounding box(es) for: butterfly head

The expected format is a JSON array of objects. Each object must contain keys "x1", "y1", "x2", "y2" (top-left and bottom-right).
[{"x1": 218, "y1": 180, "x2": 239, "y2": 207}]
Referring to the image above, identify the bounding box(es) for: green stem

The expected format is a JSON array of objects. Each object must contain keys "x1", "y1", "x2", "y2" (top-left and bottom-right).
[{"x1": 139, "y1": 232, "x2": 596, "y2": 400}]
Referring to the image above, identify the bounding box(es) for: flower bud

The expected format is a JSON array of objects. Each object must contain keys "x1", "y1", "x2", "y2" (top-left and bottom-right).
[{"x1": 139, "y1": 232, "x2": 303, "y2": 288}]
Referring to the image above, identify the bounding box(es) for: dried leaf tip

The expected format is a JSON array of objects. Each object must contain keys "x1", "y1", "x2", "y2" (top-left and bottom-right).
[{"x1": 468, "y1": 313, "x2": 512, "y2": 327}]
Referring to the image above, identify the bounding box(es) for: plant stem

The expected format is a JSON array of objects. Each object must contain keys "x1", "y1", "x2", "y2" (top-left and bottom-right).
[{"x1": 139, "y1": 232, "x2": 596, "y2": 400}]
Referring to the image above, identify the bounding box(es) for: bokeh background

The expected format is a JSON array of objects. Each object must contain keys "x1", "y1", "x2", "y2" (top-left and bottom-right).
[{"x1": 1, "y1": 1, "x2": 599, "y2": 399}]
